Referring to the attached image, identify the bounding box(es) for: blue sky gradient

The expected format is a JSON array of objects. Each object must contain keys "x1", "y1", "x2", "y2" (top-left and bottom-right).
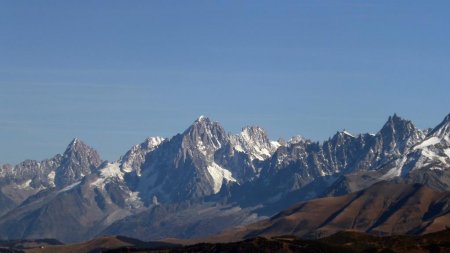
[{"x1": 1, "y1": 1, "x2": 450, "y2": 164}]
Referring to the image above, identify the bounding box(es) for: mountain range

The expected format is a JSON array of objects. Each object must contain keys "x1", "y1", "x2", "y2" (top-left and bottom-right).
[{"x1": 0, "y1": 113, "x2": 449, "y2": 243}]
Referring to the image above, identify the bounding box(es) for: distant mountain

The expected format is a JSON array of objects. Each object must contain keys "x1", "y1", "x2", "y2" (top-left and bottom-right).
[
  {"x1": 326, "y1": 114, "x2": 450, "y2": 197},
  {"x1": 0, "y1": 138, "x2": 101, "y2": 216},
  {"x1": 129, "y1": 116, "x2": 281, "y2": 205},
  {"x1": 0, "y1": 113, "x2": 448, "y2": 243},
  {"x1": 132, "y1": 116, "x2": 234, "y2": 203},
  {"x1": 54, "y1": 138, "x2": 102, "y2": 188},
  {"x1": 227, "y1": 114, "x2": 430, "y2": 215},
  {"x1": 0, "y1": 141, "x2": 144, "y2": 242}
]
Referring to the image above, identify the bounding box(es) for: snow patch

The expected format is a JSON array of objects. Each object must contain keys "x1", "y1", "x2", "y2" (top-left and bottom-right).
[
  {"x1": 47, "y1": 171, "x2": 56, "y2": 187},
  {"x1": 234, "y1": 145, "x2": 244, "y2": 152},
  {"x1": 381, "y1": 156, "x2": 407, "y2": 180},
  {"x1": 121, "y1": 166, "x2": 133, "y2": 173},
  {"x1": 125, "y1": 191, "x2": 143, "y2": 209},
  {"x1": 90, "y1": 178, "x2": 104, "y2": 189},
  {"x1": 147, "y1": 136, "x2": 165, "y2": 148},
  {"x1": 288, "y1": 135, "x2": 305, "y2": 144},
  {"x1": 270, "y1": 141, "x2": 281, "y2": 149},
  {"x1": 100, "y1": 163, "x2": 124, "y2": 179},
  {"x1": 343, "y1": 131, "x2": 355, "y2": 138},
  {"x1": 241, "y1": 128, "x2": 252, "y2": 142},
  {"x1": 121, "y1": 136, "x2": 165, "y2": 174},
  {"x1": 207, "y1": 162, "x2": 236, "y2": 193},
  {"x1": 444, "y1": 149, "x2": 450, "y2": 159},
  {"x1": 17, "y1": 179, "x2": 32, "y2": 189},
  {"x1": 91, "y1": 163, "x2": 124, "y2": 189},
  {"x1": 421, "y1": 149, "x2": 447, "y2": 164},
  {"x1": 233, "y1": 127, "x2": 278, "y2": 161},
  {"x1": 59, "y1": 182, "x2": 80, "y2": 193},
  {"x1": 414, "y1": 137, "x2": 441, "y2": 150},
  {"x1": 196, "y1": 140, "x2": 208, "y2": 155}
]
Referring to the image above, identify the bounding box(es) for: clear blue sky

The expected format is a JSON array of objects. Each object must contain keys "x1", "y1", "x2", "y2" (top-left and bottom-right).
[{"x1": 1, "y1": 1, "x2": 450, "y2": 164}]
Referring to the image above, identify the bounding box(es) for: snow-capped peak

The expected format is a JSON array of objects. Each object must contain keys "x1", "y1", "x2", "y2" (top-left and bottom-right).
[
  {"x1": 230, "y1": 126, "x2": 280, "y2": 161},
  {"x1": 395, "y1": 113, "x2": 450, "y2": 175},
  {"x1": 145, "y1": 136, "x2": 165, "y2": 149},
  {"x1": 120, "y1": 136, "x2": 165, "y2": 174},
  {"x1": 71, "y1": 138, "x2": 79, "y2": 146},
  {"x1": 196, "y1": 115, "x2": 209, "y2": 122},
  {"x1": 183, "y1": 116, "x2": 227, "y2": 157},
  {"x1": 288, "y1": 135, "x2": 306, "y2": 145},
  {"x1": 342, "y1": 130, "x2": 355, "y2": 138},
  {"x1": 428, "y1": 113, "x2": 450, "y2": 140}
]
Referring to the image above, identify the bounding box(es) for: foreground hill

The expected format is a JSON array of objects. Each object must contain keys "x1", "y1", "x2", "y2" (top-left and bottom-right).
[
  {"x1": 23, "y1": 236, "x2": 178, "y2": 253},
  {"x1": 24, "y1": 229, "x2": 450, "y2": 253},
  {"x1": 209, "y1": 181, "x2": 450, "y2": 242},
  {"x1": 163, "y1": 229, "x2": 450, "y2": 253},
  {"x1": 157, "y1": 230, "x2": 450, "y2": 253}
]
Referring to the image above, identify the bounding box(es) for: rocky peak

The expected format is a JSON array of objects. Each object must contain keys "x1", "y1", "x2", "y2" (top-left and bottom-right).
[
  {"x1": 145, "y1": 137, "x2": 165, "y2": 149},
  {"x1": 241, "y1": 126, "x2": 270, "y2": 143},
  {"x1": 407, "y1": 113, "x2": 450, "y2": 167},
  {"x1": 196, "y1": 115, "x2": 208, "y2": 122},
  {"x1": 288, "y1": 135, "x2": 306, "y2": 145},
  {"x1": 229, "y1": 126, "x2": 280, "y2": 161},
  {"x1": 182, "y1": 116, "x2": 228, "y2": 157},
  {"x1": 334, "y1": 130, "x2": 356, "y2": 140},
  {"x1": 133, "y1": 117, "x2": 234, "y2": 203},
  {"x1": 326, "y1": 130, "x2": 357, "y2": 150},
  {"x1": 444, "y1": 113, "x2": 450, "y2": 122},
  {"x1": 120, "y1": 136, "x2": 165, "y2": 175},
  {"x1": 378, "y1": 114, "x2": 424, "y2": 154},
  {"x1": 64, "y1": 138, "x2": 95, "y2": 156},
  {"x1": 55, "y1": 138, "x2": 102, "y2": 188},
  {"x1": 429, "y1": 113, "x2": 450, "y2": 139},
  {"x1": 380, "y1": 114, "x2": 417, "y2": 136}
]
